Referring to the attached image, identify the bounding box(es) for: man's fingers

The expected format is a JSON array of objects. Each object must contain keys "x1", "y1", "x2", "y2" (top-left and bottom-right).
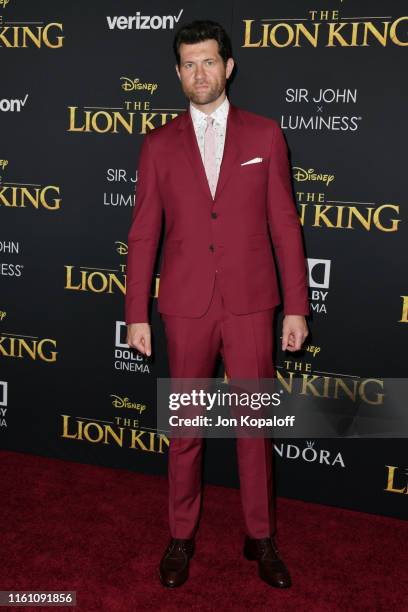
[
  {"x1": 143, "y1": 334, "x2": 152, "y2": 357},
  {"x1": 293, "y1": 331, "x2": 303, "y2": 351},
  {"x1": 285, "y1": 336, "x2": 296, "y2": 351},
  {"x1": 282, "y1": 329, "x2": 308, "y2": 352},
  {"x1": 128, "y1": 331, "x2": 151, "y2": 356},
  {"x1": 137, "y1": 333, "x2": 151, "y2": 356}
]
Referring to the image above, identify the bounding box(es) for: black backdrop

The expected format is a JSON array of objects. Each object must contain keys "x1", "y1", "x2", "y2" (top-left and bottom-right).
[{"x1": 1, "y1": 0, "x2": 407, "y2": 519}]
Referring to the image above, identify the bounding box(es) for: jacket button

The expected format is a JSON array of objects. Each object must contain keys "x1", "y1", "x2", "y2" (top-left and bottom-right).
[
  {"x1": 209, "y1": 244, "x2": 214, "y2": 252},
  {"x1": 211, "y1": 212, "x2": 217, "y2": 219}
]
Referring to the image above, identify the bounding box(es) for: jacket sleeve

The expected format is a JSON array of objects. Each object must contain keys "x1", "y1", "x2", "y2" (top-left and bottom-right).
[
  {"x1": 266, "y1": 121, "x2": 310, "y2": 316},
  {"x1": 125, "y1": 133, "x2": 163, "y2": 324}
]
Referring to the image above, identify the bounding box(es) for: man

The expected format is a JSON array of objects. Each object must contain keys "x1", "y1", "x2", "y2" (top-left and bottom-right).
[{"x1": 126, "y1": 20, "x2": 309, "y2": 589}]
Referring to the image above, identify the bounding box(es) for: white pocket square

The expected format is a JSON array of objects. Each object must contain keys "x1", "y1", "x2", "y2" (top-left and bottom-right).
[{"x1": 241, "y1": 157, "x2": 263, "y2": 166}]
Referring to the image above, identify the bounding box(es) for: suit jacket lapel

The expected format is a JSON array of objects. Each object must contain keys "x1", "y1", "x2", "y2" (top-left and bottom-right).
[
  {"x1": 178, "y1": 102, "x2": 242, "y2": 202},
  {"x1": 214, "y1": 104, "x2": 242, "y2": 200},
  {"x1": 179, "y1": 109, "x2": 213, "y2": 200}
]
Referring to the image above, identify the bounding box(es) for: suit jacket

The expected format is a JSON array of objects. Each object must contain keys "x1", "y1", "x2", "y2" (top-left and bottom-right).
[{"x1": 125, "y1": 102, "x2": 309, "y2": 324}]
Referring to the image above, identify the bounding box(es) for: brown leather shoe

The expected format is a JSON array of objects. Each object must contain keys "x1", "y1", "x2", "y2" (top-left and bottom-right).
[
  {"x1": 159, "y1": 538, "x2": 195, "y2": 588},
  {"x1": 243, "y1": 536, "x2": 292, "y2": 588}
]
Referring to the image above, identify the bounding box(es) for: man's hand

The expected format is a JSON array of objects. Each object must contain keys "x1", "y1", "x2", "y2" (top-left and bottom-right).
[
  {"x1": 281, "y1": 315, "x2": 308, "y2": 352},
  {"x1": 127, "y1": 323, "x2": 152, "y2": 357}
]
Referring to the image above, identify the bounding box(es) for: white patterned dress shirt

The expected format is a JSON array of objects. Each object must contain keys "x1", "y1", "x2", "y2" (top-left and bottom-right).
[{"x1": 189, "y1": 96, "x2": 230, "y2": 187}]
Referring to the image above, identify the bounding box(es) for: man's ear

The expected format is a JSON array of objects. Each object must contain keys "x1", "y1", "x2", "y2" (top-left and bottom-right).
[
  {"x1": 226, "y1": 57, "x2": 234, "y2": 79},
  {"x1": 175, "y1": 64, "x2": 181, "y2": 80}
]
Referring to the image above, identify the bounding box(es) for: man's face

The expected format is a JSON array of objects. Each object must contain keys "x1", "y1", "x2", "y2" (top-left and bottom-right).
[{"x1": 175, "y1": 39, "x2": 234, "y2": 107}]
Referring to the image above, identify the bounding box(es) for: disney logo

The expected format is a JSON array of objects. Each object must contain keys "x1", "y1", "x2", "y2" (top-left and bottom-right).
[
  {"x1": 115, "y1": 241, "x2": 128, "y2": 255},
  {"x1": 293, "y1": 167, "x2": 335, "y2": 187},
  {"x1": 110, "y1": 394, "x2": 147, "y2": 413},
  {"x1": 120, "y1": 77, "x2": 158, "y2": 95},
  {"x1": 304, "y1": 344, "x2": 321, "y2": 357}
]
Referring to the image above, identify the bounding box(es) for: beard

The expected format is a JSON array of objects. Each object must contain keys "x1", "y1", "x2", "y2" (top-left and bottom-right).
[{"x1": 184, "y1": 77, "x2": 226, "y2": 106}]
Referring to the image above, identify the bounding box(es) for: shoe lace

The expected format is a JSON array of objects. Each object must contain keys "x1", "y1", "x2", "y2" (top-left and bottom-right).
[
  {"x1": 167, "y1": 539, "x2": 191, "y2": 559},
  {"x1": 258, "y1": 538, "x2": 279, "y2": 560}
]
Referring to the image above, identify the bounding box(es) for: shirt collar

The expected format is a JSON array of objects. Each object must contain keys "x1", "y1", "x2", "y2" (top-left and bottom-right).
[{"x1": 190, "y1": 97, "x2": 230, "y2": 129}]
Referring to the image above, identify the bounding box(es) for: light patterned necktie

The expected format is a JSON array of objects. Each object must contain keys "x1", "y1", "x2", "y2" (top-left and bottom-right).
[{"x1": 204, "y1": 115, "x2": 217, "y2": 198}]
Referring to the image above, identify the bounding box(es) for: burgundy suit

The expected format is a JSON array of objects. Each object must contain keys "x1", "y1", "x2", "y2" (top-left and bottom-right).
[{"x1": 125, "y1": 102, "x2": 309, "y2": 539}]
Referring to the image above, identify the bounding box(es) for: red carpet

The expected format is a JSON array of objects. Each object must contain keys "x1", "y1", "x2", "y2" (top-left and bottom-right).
[{"x1": 0, "y1": 450, "x2": 407, "y2": 611}]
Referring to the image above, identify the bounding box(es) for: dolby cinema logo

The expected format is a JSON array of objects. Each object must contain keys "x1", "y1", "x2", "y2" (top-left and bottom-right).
[
  {"x1": 0, "y1": 380, "x2": 7, "y2": 429},
  {"x1": 0, "y1": 381, "x2": 7, "y2": 406},
  {"x1": 106, "y1": 9, "x2": 183, "y2": 31},
  {"x1": 307, "y1": 258, "x2": 331, "y2": 315},
  {"x1": 114, "y1": 321, "x2": 151, "y2": 375}
]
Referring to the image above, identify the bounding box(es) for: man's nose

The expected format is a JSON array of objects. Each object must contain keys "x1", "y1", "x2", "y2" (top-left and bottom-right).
[{"x1": 194, "y1": 64, "x2": 205, "y2": 80}]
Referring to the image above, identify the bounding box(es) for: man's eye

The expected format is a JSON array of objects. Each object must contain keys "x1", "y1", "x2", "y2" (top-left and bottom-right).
[{"x1": 206, "y1": 60, "x2": 214, "y2": 65}]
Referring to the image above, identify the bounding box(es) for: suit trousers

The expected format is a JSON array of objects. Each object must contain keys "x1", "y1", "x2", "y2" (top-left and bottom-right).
[{"x1": 161, "y1": 273, "x2": 276, "y2": 539}]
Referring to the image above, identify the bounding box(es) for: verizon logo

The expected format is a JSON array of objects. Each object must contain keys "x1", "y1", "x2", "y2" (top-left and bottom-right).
[
  {"x1": 106, "y1": 9, "x2": 183, "y2": 31},
  {"x1": 0, "y1": 94, "x2": 29, "y2": 112}
]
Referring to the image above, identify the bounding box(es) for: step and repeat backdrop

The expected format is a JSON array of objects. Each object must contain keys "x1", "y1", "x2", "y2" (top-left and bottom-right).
[{"x1": 1, "y1": 1, "x2": 407, "y2": 519}]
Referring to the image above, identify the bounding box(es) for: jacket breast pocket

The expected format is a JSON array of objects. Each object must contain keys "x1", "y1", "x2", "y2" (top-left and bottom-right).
[{"x1": 240, "y1": 158, "x2": 268, "y2": 172}]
